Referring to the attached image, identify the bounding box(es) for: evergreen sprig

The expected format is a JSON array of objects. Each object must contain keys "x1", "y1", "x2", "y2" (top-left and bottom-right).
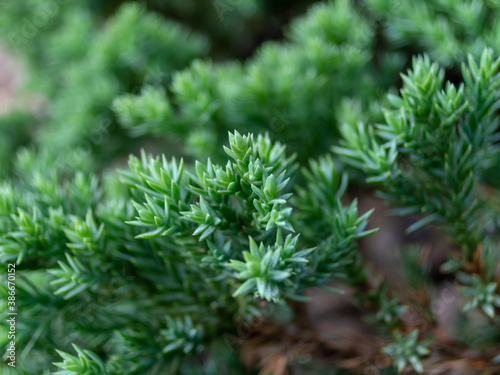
[
  {"x1": 0, "y1": 130, "x2": 376, "y2": 374},
  {"x1": 2, "y1": 1, "x2": 500, "y2": 373}
]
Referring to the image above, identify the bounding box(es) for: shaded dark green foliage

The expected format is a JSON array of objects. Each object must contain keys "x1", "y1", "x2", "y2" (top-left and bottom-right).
[{"x1": 1, "y1": 0, "x2": 500, "y2": 374}]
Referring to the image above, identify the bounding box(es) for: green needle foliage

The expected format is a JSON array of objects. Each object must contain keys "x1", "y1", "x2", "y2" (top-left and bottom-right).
[
  {"x1": 0, "y1": 132, "x2": 373, "y2": 374},
  {"x1": 112, "y1": 0, "x2": 400, "y2": 161},
  {"x1": 335, "y1": 48, "x2": 500, "y2": 372},
  {"x1": 363, "y1": 0, "x2": 500, "y2": 66},
  {"x1": 382, "y1": 330, "x2": 430, "y2": 373},
  {"x1": 336, "y1": 48, "x2": 500, "y2": 257},
  {"x1": 0, "y1": 1, "x2": 209, "y2": 172},
  {"x1": 2, "y1": 1, "x2": 500, "y2": 374}
]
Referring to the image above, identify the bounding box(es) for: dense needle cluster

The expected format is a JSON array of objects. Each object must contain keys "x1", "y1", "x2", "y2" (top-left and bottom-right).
[{"x1": 1, "y1": 0, "x2": 500, "y2": 374}]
